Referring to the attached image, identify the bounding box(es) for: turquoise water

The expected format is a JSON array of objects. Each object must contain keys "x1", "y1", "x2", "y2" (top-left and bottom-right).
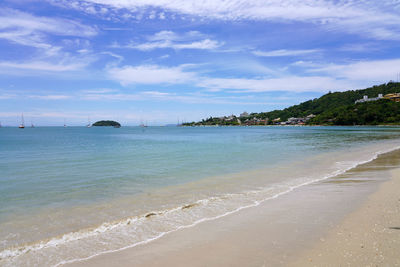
[{"x1": 1, "y1": 126, "x2": 400, "y2": 266}]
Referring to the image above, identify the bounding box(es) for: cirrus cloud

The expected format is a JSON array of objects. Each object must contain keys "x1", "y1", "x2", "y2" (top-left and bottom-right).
[
  {"x1": 61, "y1": 0, "x2": 400, "y2": 40},
  {"x1": 107, "y1": 64, "x2": 197, "y2": 85},
  {"x1": 113, "y1": 30, "x2": 223, "y2": 51}
]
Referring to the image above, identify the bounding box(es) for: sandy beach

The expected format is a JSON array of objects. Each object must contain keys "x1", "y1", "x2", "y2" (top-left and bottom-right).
[
  {"x1": 64, "y1": 150, "x2": 400, "y2": 267},
  {"x1": 291, "y1": 169, "x2": 400, "y2": 266}
]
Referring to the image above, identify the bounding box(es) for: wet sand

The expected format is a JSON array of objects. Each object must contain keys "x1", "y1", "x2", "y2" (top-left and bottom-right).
[
  {"x1": 291, "y1": 170, "x2": 400, "y2": 266},
  {"x1": 65, "y1": 150, "x2": 400, "y2": 267}
]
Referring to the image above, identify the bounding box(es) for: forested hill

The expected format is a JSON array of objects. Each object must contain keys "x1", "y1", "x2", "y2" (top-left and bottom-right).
[
  {"x1": 254, "y1": 82, "x2": 400, "y2": 122},
  {"x1": 183, "y1": 82, "x2": 400, "y2": 126}
]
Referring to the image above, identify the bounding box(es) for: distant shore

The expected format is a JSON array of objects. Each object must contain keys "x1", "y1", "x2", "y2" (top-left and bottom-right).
[{"x1": 65, "y1": 150, "x2": 400, "y2": 267}]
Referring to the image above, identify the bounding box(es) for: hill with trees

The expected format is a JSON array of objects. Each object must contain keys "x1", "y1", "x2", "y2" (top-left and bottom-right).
[{"x1": 183, "y1": 82, "x2": 400, "y2": 126}]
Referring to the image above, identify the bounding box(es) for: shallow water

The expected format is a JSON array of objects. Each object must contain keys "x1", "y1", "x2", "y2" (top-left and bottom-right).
[{"x1": 1, "y1": 126, "x2": 400, "y2": 266}]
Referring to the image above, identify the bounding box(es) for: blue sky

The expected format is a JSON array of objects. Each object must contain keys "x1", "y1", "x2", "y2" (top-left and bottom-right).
[{"x1": 1, "y1": 0, "x2": 400, "y2": 126}]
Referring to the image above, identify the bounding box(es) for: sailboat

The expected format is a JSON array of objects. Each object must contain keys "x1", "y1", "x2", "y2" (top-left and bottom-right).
[
  {"x1": 19, "y1": 114, "x2": 25, "y2": 128},
  {"x1": 86, "y1": 117, "x2": 92, "y2": 128},
  {"x1": 63, "y1": 118, "x2": 67, "y2": 128},
  {"x1": 139, "y1": 119, "x2": 147, "y2": 128}
]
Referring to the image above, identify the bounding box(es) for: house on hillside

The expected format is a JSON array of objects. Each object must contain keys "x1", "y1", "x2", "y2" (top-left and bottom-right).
[
  {"x1": 355, "y1": 94, "x2": 383, "y2": 104},
  {"x1": 383, "y1": 93, "x2": 400, "y2": 102},
  {"x1": 240, "y1": 111, "x2": 249, "y2": 117}
]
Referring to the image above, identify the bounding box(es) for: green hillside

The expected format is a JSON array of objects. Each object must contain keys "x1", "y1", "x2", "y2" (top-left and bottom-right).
[
  {"x1": 183, "y1": 82, "x2": 400, "y2": 126},
  {"x1": 253, "y1": 82, "x2": 400, "y2": 122}
]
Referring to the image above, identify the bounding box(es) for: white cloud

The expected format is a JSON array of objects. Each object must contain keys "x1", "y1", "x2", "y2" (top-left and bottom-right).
[
  {"x1": 253, "y1": 49, "x2": 320, "y2": 57},
  {"x1": 0, "y1": 8, "x2": 97, "y2": 49},
  {"x1": 0, "y1": 93, "x2": 17, "y2": 99},
  {"x1": 197, "y1": 76, "x2": 357, "y2": 93},
  {"x1": 107, "y1": 62, "x2": 361, "y2": 93},
  {"x1": 148, "y1": 30, "x2": 205, "y2": 41},
  {"x1": 28, "y1": 95, "x2": 72, "y2": 100},
  {"x1": 70, "y1": 0, "x2": 400, "y2": 40},
  {"x1": 107, "y1": 64, "x2": 197, "y2": 85},
  {"x1": 0, "y1": 61, "x2": 79, "y2": 72},
  {"x1": 116, "y1": 30, "x2": 223, "y2": 51},
  {"x1": 338, "y1": 43, "x2": 380, "y2": 52},
  {"x1": 0, "y1": 57, "x2": 95, "y2": 72},
  {"x1": 129, "y1": 39, "x2": 221, "y2": 51},
  {"x1": 307, "y1": 58, "x2": 400, "y2": 81},
  {"x1": 81, "y1": 88, "x2": 118, "y2": 94},
  {"x1": 107, "y1": 57, "x2": 400, "y2": 93},
  {"x1": 159, "y1": 54, "x2": 170, "y2": 59},
  {"x1": 80, "y1": 91, "x2": 270, "y2": 105},
  {"x1": 142, "y1": 91, "x2": 172, "y2": 96},
  {"x1": 0, "y1": 8, "x2": 98, "y2": 73}
]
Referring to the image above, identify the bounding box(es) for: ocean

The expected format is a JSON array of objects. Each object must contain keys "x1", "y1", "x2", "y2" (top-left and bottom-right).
[{"x1": 1, "y1": 126, "x2": 400, "y2": 266}]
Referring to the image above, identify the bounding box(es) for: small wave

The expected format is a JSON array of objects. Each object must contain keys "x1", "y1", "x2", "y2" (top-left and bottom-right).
[{"x1": 1, "y1": 145, "x2": 399, "y2": 267}]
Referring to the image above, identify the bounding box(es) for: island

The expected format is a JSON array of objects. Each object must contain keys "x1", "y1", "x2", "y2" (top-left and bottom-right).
[{"x1": 92, "y1": 120, "x2": 121, "y2": 128}]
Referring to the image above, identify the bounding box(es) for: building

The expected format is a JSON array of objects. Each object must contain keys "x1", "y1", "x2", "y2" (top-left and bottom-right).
[
  {"x1": 355, "y1": 94, "x2": 383, "y2": 104},
  {"x1": 306, "y1": 114, "x2": 316, "y2": 119},
  {"x1": 383, "y1": 93, "x2": 400, "y2": 102},
  {"x1": 355, "y1": 93, "x2": 400, "y2": 103},
  {"x1": 240, "y1": 111, "x2": 249, "y2": 117}
]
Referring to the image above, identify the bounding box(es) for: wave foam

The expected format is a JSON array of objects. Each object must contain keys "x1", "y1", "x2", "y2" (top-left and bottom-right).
[{"x1": 1, "y1": 145, "x2": 399, "y2": 267}]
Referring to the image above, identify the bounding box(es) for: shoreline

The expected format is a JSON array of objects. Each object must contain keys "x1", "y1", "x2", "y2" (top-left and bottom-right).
[
  {"x1": 290, "y1": 167, "x2": 400, "y2": 266},
  {"x1": 64, "y1": 149, "x2": 400, "y2": 267}
]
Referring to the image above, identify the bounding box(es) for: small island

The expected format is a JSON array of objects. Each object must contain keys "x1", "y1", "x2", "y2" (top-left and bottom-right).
[{"x1": 92, "y1": 120, "x2": 121, "y2": 128}]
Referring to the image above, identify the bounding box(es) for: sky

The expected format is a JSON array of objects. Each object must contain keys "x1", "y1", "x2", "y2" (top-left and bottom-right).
[{"x1": 1, "y1": 0, "x2": 400, "y2": 126}]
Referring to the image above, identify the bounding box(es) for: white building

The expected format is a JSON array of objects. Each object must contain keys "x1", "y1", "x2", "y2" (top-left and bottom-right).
[
  {"x1": 240, "y1": 111, "x2": 249, "y2": 117},
  {"x1": 355, "y1": 94, "x2": 383, "y2": 104}
]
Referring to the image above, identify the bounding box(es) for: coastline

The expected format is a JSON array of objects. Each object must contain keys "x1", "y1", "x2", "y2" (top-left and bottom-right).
[
  {"x1": 64, "y1": 149, "x2": 400, "y2": 267},
  {"x1": 290, "y1": 167, "x2": 400, "y2": 266}
]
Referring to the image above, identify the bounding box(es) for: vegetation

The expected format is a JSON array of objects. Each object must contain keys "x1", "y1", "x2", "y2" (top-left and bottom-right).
[
  {"x1": 253, "y1": 82, "x2": 400, "y2": 123},
  {"x1": 92, "y1": 120, "x2": 121, "y2": 127},
  {"x1": 311, "y1": 99, "x2": 400, "y2": 125},
  {"x1": 185, "y1": 116, "x2": 240, "y2": 126},
  {"x1": 183, "y1": 82, "x2": 400, "y2": 126}
]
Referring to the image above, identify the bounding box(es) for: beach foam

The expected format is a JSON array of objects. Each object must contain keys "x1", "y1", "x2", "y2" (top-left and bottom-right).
[{"x1": 1, "y1": 142, "x2": 399, "y2": 267}]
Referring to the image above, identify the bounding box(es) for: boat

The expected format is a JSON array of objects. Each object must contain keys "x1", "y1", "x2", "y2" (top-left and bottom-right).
[
  {"x1": 86, "y1": 117, "x2": 92, "y2": 128},
  {"x1": 139, "y1": 120, "x2": 148, "y2": 128},
  {"x1": 19, "y1": 114, "x2": 25, "y2": 128},
  {"x1": 64, "y1": 118, "x2": 67, "y2": 128}
]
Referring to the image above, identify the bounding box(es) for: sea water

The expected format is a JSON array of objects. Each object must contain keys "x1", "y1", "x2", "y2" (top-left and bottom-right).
[{"x1": 1, "y1": 126, "x2": 400, "y2": 266}]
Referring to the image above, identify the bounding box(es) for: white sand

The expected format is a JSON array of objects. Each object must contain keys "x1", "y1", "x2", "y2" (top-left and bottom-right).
[
  {"x1": 65, "y1": 152, "x2": 400, "y2": 267},
  {"x1": 291, "y1": 168, "x2": 400, "y2": 266}
]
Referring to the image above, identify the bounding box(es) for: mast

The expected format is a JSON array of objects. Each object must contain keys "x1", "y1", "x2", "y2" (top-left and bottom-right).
[{"x1": 19, "y1": 113, "x2": 25, "y2": 128}]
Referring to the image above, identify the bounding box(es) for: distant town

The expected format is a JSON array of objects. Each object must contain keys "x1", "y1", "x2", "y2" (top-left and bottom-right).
[
  {"x1": 182, "y1": 112, "x2": 317, "y2": 126},
  {"x1": 182, "y1": 82, "x2": 400, "y2": 127}
]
